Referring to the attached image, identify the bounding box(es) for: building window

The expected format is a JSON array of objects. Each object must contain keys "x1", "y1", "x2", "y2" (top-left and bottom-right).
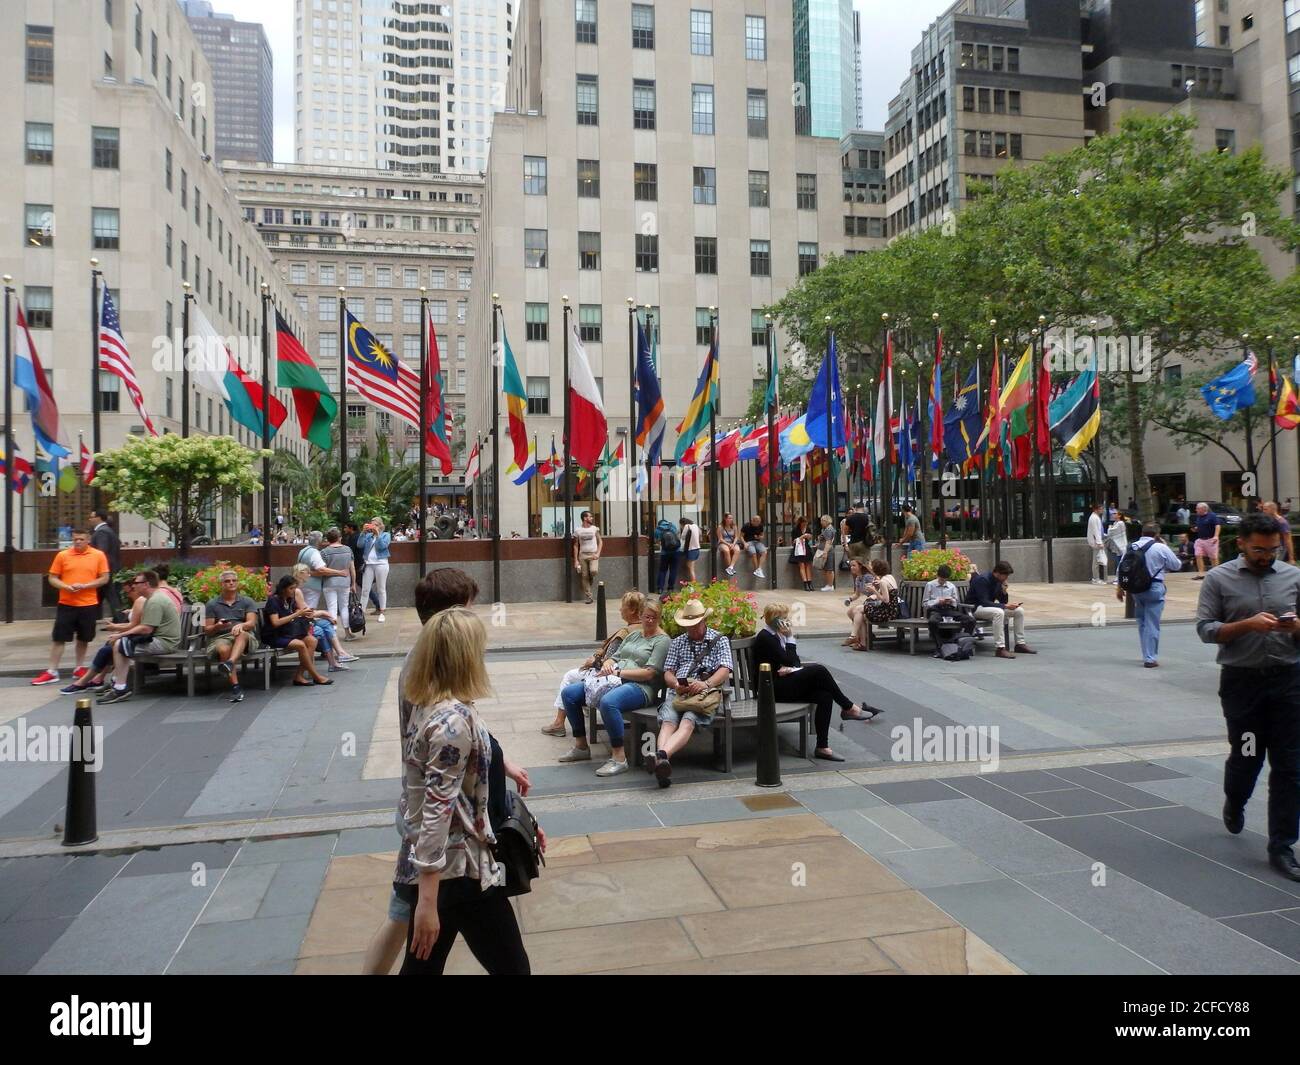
[
  {"x1": 751, "y1": 311, "x2": 767, "y2": 348},
  {"x1": 99, "y1": 371, "x2": 120, "y2": 413},
  {"x1": 165, "y1": 375, "x2": 173, "y2": 419},
  {"x1": 692, "y1": 84, "x2": 714, "y2": 135},
  {"x1": 1009, "y1": 90, "x2": 1021, "y2": 115},
  {"x1": 1007, "y1": 47, "x2": 1020, "y2": 73},
  {"x1": 429, "y1": 299, "x2": 447, "y2": 324},
  {"x1": 525, "y1": 304, "x2": 549, "y2": 342},
  {"x1": 979, "y1": 130, "x2": 992, "y2": 157},
  {"x1": 632, "y1": 4, "x2": 654, "y2": 49},
  {"x1": 377, "y1": 266, "x2": 392, "y2": 287},
  {"x1": 579, "y1": 231, "x2": 601, "y2": 270},
  {"x1": 402, "y1": 299, "x2": 420, "y2": 325},
  {"x1": 524, "y1": 155, "x2": 547, "y2": 194},
  {"x1": 319, "y1": 263, "x2": 336, "y2": 285},
  {"x1": 404, "y1": 267, "x2": 419, "y2": 288},
  {"x1": 348, "y1": 264, "x2": 364, "y2": 286},
  {"x1": 25, "y1": 122, "x2": 54, "y2": 165},
  {"x1": 750, "y1": 240, "x2": 771, "y2": 277},
  {"x1": 798, "y1": 242, "x2": 819, "y2": 276},
  {"x1": 24, "y1": 287, "x2": 53, "y2": 329},
  {"x1": 577, "y1": 158, "x2": 600, "y2": 197},
  {"x1": 1288, "y1": 0, "x2": 1300, "y2": 32},
  {"x1": 693, "y1": 167, "x2": 717, "y2": 205},
  {"x1": 164, "y1": 224, "x2": 172, "y2": 266},
  {"x1": 150, "y1": 30, "x2": 157, "y2": 76},
  {"x1": 180, "y1": 240, "x2": 186, "y2": 279},
  {"x1": 291, "y1": 263, "x2": 307, "y2": 284},
  {"x1": 525, "y1": 229, "x2": 548, "y2": 269},
  {"x1": 964, "y1": 130, "x2": 976, "y2": 156},
  {"x1": 634, "y1": 162, "x2": 657, "y2": 201},
  {"x1": 635, "y1": 234, "x2": 659, "y2": 272},
  {"x1": 962, "y1": 86, "x2": 974, "y2": 111},
  {"x1": 374, "y1": 297, "x2": 393, "y2": 323},
  {"x1": 458, "y1": 269, "x2": 472, "y2": 291},
  {"x1": 747, "y1": 89, "x2": 768, "y2": 138},
  {"x1": 579, "y1": 305, "x2": 602, "y2": 343},
  {"x1": 319, "y1": 295, "x2": 336, "y2": 322},
  {"x1": 696, "y1": 309, "x2": 714, "y2": 346},
  {"x1": 960, "y1": 43, "x2": 974, "y2": 68},
  {"x1": 575, "y1": 0, "x2": 597, "y2": 44},
  {"x1": 690, "y1": 9, "x2": 712, "y2": 55},
  {"x1": 576, "y1": 74, "x2": 599, "y2": 125},
  {"x1": 92, "y1": 208, "x2": 119, "y2": 250},
  {"x1": 633, "y1": 79, "x2": 656, "y2": 130},
  {"x1": 1290, "y1": 53, "x2": 1300, "y2": 86},
  {"x1": 797, "y1": 173, "x2": 818, "y2": 210},
  {"x1": 745, "y1": 15, "x2": 766, "y2": 60},
  {"x1": 695, "y1": 236, "x2": 718, "y2": 275},
  {"x1": 995, "y1": 131, "x2": 1008, "y2": 159},
  {"x1": 1164, "y1": 364, "x2": 1183, "y2": 384},
  {"x1": 319, "y1": 334, "x2": 338, "y2": 359},
  {"x1": 978, "y1": 88, "x2": 990, "y2": 113},
  {"x1": 1009, "y1": 133, "x2": 1023, "y2": 159},
  {"x1": 26, "y1": 25, "x2": 53, "y2": 84},
  {"x1": 994, "y1": 89, "x2": 1006, "y2": 114},
  {"x1": 749, "y1": 170, "x2": 770, "y2": 207},
  {"x1": 1216, "y1": 128, "x2": 1236, "y2": 153},
  {"x1": 526, "y1": 376, "x2": 550, "y2": 415}
]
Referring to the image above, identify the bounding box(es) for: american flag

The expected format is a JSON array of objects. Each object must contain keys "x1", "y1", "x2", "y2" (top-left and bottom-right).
[
  {"x1": 344, "y1": 310, "x2": 420, "y2": 426},
  {"x1": 97, "y1": 285, "x2": 158, "y2": 435}
]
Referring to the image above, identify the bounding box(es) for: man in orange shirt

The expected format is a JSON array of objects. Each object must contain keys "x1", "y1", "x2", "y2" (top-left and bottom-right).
[{"x1": 33, "y1": 529, "x2": 110, "y2": 686}]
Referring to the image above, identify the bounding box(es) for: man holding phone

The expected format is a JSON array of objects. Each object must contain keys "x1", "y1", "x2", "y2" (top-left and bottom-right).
[
  {"x1": 205, "y1": 571, "x2": 260, "y2": 703},
  {"x1": 1197, "y1": 514, "x2": 1300, "y2": 882},
  {"x1": 968, "y1": 561, "x2": 1035, "y2": 660}
]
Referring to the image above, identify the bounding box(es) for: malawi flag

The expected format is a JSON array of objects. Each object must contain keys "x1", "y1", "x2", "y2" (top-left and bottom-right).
[{"x1": 276, "y1": 311, "x2": 337, "y2": 450}]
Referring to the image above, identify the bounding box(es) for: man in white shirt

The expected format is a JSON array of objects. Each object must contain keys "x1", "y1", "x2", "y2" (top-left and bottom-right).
[
  {"x1": 1086, "y1": 503, "x2": 1107, "y2": 584},
  {"x1": 1116, "y1": 522, "x2": 1182, "y2": 668},
  {"x1": 923, "y1": 564, "x2": 975, "y2": 654}
]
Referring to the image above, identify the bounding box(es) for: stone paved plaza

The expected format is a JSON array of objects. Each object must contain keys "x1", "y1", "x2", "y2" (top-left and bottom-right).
[{"x1": 3, "y1": 608, "x2": 1300, "y2": 975}]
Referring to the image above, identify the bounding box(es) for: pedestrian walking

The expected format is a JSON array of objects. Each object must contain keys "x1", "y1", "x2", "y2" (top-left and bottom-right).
[
  {"x1": 1105, "y1": 512, "x2": 1129, "y2": 584},
  {"x1": 89, "y1": 509, "x2": 121, "y2": 616},
  {"x1": 1115, "y1": 522, "x2": 1181, "y2": 668},
  {"x1": 1191, "y1": 502, "x2": 1222, "y2": 580},
  {"x1": 32, "y1": 529, "x2": 111, "y2": 686},
  {"x1": 1196, "y1": 513, "x2": 1300, "y2": 882},
  {"x1": 573, "y1": 510, "x2": 602, "y2": 604},
  {"x1": 1086, "y1": 503, "x2": 1107, "y2": 584}
]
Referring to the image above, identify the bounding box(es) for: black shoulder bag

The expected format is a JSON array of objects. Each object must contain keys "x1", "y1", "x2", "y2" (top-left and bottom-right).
[{"x1": 487, "y1": 733, "x2": 544, "y2": 897}]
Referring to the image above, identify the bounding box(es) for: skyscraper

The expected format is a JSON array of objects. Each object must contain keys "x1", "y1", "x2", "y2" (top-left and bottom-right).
[
  {"x1": 793, "y1": 0, "x2": 858, "y2": 139},
  {"x1": 183, "y1": 1, "x2": 274, "y2": 163}
]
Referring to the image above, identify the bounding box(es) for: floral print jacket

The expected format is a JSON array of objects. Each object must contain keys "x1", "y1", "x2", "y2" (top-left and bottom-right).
[{"x1": 394, "y1": 685, "x2": 502, "y2": 889}]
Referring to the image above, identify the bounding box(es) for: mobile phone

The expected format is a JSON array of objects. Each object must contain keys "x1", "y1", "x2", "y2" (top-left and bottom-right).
[{"x1": 1280, "y1": 612, "x2": 1297, "y2": 622}]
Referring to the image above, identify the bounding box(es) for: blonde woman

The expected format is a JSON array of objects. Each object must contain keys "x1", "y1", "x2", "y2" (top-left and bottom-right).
[
  {"x1": 844, "y1": 558, "x2": 877, "y2": 650},
  {"x1": 394, "y1": 608, "x2": 532, "y2": 974},
  {"x1": 542, "y1": 590, "x2": 645, "y2": 736},
  {"x1": 815, "y1": 515, "x2": 837, "y2": 591},
  {"x1": 716, "y1": 514, "x2": 741, "y2": 576}
]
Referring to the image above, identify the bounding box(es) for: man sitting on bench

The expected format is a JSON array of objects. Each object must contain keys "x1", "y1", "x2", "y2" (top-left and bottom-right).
[
  {"x1": 968, "y1": 561, "x2": 1036, "y2": 660},
  {"x1": 924, "y1": 564, "x2": 975, "y2": 656},
  {"x1": 205, "y1": 570, "x2": 260, "y2": 704},
  {"x1": 99, "y1": 570, "x2": 183, "y2": 704}
]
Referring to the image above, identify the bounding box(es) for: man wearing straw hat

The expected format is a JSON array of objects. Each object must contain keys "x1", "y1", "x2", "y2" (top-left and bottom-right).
[{"x1": 650, "y1": 599, "x2": 733, "y2": 788}]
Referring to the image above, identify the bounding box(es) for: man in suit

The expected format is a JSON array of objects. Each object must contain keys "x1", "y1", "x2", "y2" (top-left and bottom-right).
[{"x1": 89, "y1": 509, "x2": 121, "y2": 616}]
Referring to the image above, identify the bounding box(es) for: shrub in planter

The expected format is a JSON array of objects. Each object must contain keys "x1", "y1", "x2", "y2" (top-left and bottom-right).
[
  {"x1": 185, "y1": 563, "x2": 272, "y2": 605},
  {"x1": 901, "y1": 548, "x2": 975, "y2": 582},
  {"x1": 114, "y1": 558, "x2": 206, "y2": 597},
  {"x1": 660, "y1": 580, "x2": 758, "y2": 638}
]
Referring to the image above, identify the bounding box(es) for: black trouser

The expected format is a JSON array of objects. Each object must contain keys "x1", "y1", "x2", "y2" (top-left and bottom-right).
[
  {"x1": 395, "y1": 879, "x2": 530, "y2": 975},
  {"x1": 1221, "y1": 665, "x2": 1300, "y2": 855},
  {"x1": 927, "y1": 608, "x2": 975, "y2": 650},
  {"x1": 773, "y1": 663, "x2": 853, "y2": 749},
  {"x1": 99, "y1": 579, "x2": 122, "y2": 618},
  {"x1": 657, "y1": 552, "x2": 679, "y2": 594}
]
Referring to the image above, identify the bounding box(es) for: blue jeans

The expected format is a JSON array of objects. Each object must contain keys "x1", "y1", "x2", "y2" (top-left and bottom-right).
[
  {"x1": 901, "y1": 538, "x2": 925, "y2": 559},
  {"x1": 560, "y1": 681, "x2": 650, "y2": 748},
  {"x1": 1131, "y1": 582, "x2": 1166, "y2": 664},
  {"x1": 312, "y1": 619, "x2": 336, "y2": 654},
  {"x1": 657, "y1": 552, "x2": 679, "y2": 593}
]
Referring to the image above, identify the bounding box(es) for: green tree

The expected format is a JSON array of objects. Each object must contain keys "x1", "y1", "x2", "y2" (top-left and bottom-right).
[{"x1": 94, "y1": 434, "x2": 266, "y2": 547}]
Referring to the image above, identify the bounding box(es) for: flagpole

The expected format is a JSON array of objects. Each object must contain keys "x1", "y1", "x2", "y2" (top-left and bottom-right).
[
  {"x1": 418, "y1": 289, "x2": 428, "y2": 578},
  {"x1": 562, "y1": 297, "x2": 573, "y2": 603},
  {"x1": 990, "y1": 322, "x2": 1002, "y2": 566},
  {"x1": 645, "y1": 307, "x2": 657, "y2": 591},
  {"x1": 1268, "y1": 338, "x2": 1281, "y2": 502},
  {"x1": 1241, "y1": 333, "x2": 1258, "y2": 510},
  {"x1": 490, "y1": 296, "x2": 501, "y2": 601},
  {"x1": 180, "y1": 280, "x2": 194, "y2": 554},
  {"x1": 1030, "y1": 324, "x2": 1043, "y2": 544},
  {"x1": 1039, "y1": 316, "x2": 1055, "y2": 583},
  {"x1": 337, "y1": 287, "x2": 347, "y2": 533},
  {"x1": 626, "y1": 299, "x2": 639, "y2": 590},
  {"x1": 1090, "y1": 320, "x2": 1103, "y2": 530},
  {"x1": 3, "y1": 277, "x2": 13, "y2": 624},
  {"x1": 90, "y1": 261, "x2": 102, "y2": 514},
  {"x1": 880, "y1": 315, "x2": 893, "y2": 568},
  {"x1": 260, "y1": 283, "x2": 272, "y2": 576},
  {"x1": 709, "y1": 307, "x2": 720, "y2": 583}
]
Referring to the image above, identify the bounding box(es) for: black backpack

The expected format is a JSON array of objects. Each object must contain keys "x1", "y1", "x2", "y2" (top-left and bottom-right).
[
  {"x1": 939, "y1": 636, "x2": 976, "y2": 661},
  {"x1": 660, "y1": 527, "x2": 680, "y2": 552},
  {"x1": 1117, "y1": 541, "x2": 1156, "y2": 595}
]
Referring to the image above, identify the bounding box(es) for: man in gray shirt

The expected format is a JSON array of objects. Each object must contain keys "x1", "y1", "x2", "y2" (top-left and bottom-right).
[{"x1": 1196, "y1": 513, "x2": 1300, "y2": 882}]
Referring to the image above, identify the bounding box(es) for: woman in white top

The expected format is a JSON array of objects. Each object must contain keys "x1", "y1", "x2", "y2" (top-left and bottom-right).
[
  {"x1": 1105, "y1": 513, "x2": 1129, "y2": 583},
  {"x1": 679, "y1": 517, "x2": 702, "y2": 583}
]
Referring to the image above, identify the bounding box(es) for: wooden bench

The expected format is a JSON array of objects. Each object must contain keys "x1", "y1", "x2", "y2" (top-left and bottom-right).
[
  {"x1": 132, "y1": 607, "x2": 280, "y2": 696},
  {"x1": 624, "y1": 636, "x2": 816, "y2": 774},
  {"x1": 864, "y1": 582, "x2": 992, "y2": 655}
]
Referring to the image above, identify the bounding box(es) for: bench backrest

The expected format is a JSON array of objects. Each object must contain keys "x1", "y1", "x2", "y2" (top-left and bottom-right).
[
  {"x1": 904, "y1": 580, "x2": 972, "y2": 617},
  {"x1": 730, "y1": 636, "x2": 756, "y2": 700}
]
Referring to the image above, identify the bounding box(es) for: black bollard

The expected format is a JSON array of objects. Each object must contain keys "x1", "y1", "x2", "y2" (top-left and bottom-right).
[
  {"x1": 1123, "y1": 590, "x2": 1135, "y2": 620},
  {"x1": 755, "y1": 662, "x2": 781, "y2": 788},
  {"x1": 62, "y1": 698, "x2": 98, "y2": 847},
  {"x1": 595, "y1": 581, "x2": 608, "y2": 641}
]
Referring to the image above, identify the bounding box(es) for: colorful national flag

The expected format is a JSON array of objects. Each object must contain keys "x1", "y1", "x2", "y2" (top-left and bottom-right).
[
  {"x1": 1049, "y1": 368, "x2": 1101, "y2": 459},
  {"x1": 0, "y1": 437, "x2": 33, "y2": 493},
  {"x1": 634, "y1": 320, "x2": 666, "y2": 465},
  {"x1": 874, "y1": 333, "x2": 895, "y2": 462},
  {"x1": 1275, "y1": 374, "x2": 1300, "y2": 430},
  {"x1": 425, "y1": 309, "x2": 454, "y2": 475},
  {"x1": 345, "y1": 310, "x2": 421, "y2": 427},
  {"x1": 97, "y1": 286, "x2": 157, "y2": 438},
  {"x1": 79, "y1": 436, "x2": 96, "y2": 486},
  {"x1": 1201, "y1": 352, "x2": 1258, "y2": 420},
  {"x1": 779, "y1": 414, "x2": 816, "y2": 465},
  {"x1": 466, "y1": 439, "x2": 481, "y2": 483},
  {"x1": 501, "y1": 321, "x2": 529, "y2": 475},
  {"x1": 17, "y1": 305, "x2": 69, "y2": 456},
  {"x1": 805, "y1": 334, "x2": 846, "y2": 450},
  {"x1": 715, "y1": 427, "x2": 743, "y2": 470},
  {"x1": 275, "y1": 310, "x2": 337, "y2": 450},
  {"x1": 944, "y1": 363, "x2": 982, "y2": 469},
  {"x1": 929, "y1": 331, "x2": 944, "y2": 469},
  {"x1": 511, "y1": 439, "x2": 538, "y2": 485},
  {"x1": 567, "y1": 317, "x2": 607, "y2": 470},
  {"x1": 190, "y1": 304, "x2": 288, "y2": 440},
  {"x1": 674, "y1": 335, "x2": 720, "y2": 461},
  {"x1": 978, "y1": 341, "x2": 1003, "y2": 463}
]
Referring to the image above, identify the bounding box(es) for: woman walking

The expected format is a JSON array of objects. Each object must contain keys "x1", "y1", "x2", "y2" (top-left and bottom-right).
[
  {"x1": 358, "y1": 517, "x2": 391, "y2": 622},
  {"x1": 815, "y1": 515, "x2": 837, "y2": 591},
  {"x1": 395, "y1": 607, "x2": 532, "y2": 975},
  {"x1": 789, "y1": 516, "x2": 814, "y2": 591},
  {"x1": 320, "y1": 527, "x2": 359, "y2": 640}
]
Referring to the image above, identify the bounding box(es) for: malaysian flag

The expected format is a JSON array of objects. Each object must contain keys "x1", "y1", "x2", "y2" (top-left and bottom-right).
[
  {"x1": 344, "y1": 310, "x2": 420, "y2": 426},
  {"x1": 97, "y1": 285, "x2": 158, "y2": 435}
]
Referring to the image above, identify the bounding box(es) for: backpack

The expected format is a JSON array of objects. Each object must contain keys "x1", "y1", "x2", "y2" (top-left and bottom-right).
[
  {"x1": 939, "y1": 635, "x2": 976, "y2": 662},
  {"x1": 660, "y1": 526, "x2": 680, "y2": 552},
  {"x1": 1117, "y1": 541, "x2": 1156, "y2": 595}
]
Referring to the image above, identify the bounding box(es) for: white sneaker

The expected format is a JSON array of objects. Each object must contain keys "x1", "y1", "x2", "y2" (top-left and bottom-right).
[
  {"x1": 820, "y1": 585, "x2": 835, "y2": 592},
  {"x1": 595, "y1": 759, "x2": 630, "y2": 777},
  {"x1": 338, "y1": 652, "x2": 359, "y2": 663},
  {"x1": 753, "y1": 568, "x2": 765, "y2": 579},
  {"x1": 725, "y1": 566, "x2": 735, "y2": 576},
  {"x1": 376, "y1": 613, "x2": 386, "y2": 622},
  {"x1": 328, "y1": 663, "x2": 351, "y2": 672},
  {"x1": 558, "y1": 746, "x2": 592, "y2": 763}
]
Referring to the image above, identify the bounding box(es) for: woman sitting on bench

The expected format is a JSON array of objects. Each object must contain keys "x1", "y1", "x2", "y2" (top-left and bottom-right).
[
  {"x1": 754, "y1": 603, "x2": 881, "y2": 762},
  {"x1": 263, "y1": 575, "x2": 332, "y2": 687},
  {"x1": 540, "y1": 591, "x2": 645, "y2": 737}
]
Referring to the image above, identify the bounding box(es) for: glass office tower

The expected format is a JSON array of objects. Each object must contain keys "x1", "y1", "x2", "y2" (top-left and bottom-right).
[{"x1": 794, "y1": 0, "x2": 857, "y2": 138}]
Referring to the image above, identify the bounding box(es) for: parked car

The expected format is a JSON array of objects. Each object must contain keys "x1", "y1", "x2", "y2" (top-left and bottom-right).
[{"x1": 1162, "y1": 502, "x2": 1244, "y2": 526}]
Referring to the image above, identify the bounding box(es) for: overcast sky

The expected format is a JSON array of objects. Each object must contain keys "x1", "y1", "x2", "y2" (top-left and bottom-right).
[{"x1": 207, "y1": 0, "x2": 952, "y2": 161}]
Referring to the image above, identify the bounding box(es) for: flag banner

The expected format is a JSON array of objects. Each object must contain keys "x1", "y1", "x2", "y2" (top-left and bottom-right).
[
  {"x1": 943, "y1": 363, "x2": 982, "y2": 468},
  {"x1": 466, "y1": 440, "x2": 481, "y2": 483},
  {"x1": 97, "y1": 287, "x2": 157, "y2": 438},
  {"x1": 1201, "y1": 353, "x2": 1258, "y2": 420},
  {"x1": 275, "y1": 310, "x2": 337, "y2": 450},
  {"x1": 80, "y1": 437, "x2": 96, "y2": 486},
  {"x1": 635, "y1": 459, "x2": 648, "y2": 498},
  {"x1": 511, "y1": 439, "x2": 538, "y2": 485},
  {"x1": 715, "y1": 427, "x2": 743, "y2": 470},
  {"x1": 674, "y1": 336, "x2": 720, "y2": 460},
  {"x1": 425, "y1": 309, "x2": 454, "y2": 475},
  {"x1": 597, "y1": 439, "x2": 625, "y2": 492},
  {"x1": 568, "y1": 318, "x2": 608, "y2": 470},
  {"x1": 635, "y1": 319, "x2": 667, "y2": 465},
  {"x1": 929, "y1": 330, "x2": 944, "y2": 469},
  {"x1": 547, "y1": 436, "x2": 563, "y2": 490},
  {"x1": 1049, "y1": 368, "x2": 1101, "y2": 459},
  {"x1": 0, "y1": 437, "x2": 34, "y2": 493},
  {"x1": 191, "y1": 304, "x2": 287, "y2": 440},
  {"x1": 978, "y1": 342, "x2": 1003, "y2": 461},
  {"x1": 737, "y1": 423, "x2": 767, "y2": 463},
  {"x1": 500, "y1": 321, "x2": 529, "y2": 474},
  {"x1": 1034, "y1": 344, "x2": 1052, "y2": 458},
  {"x1": 806, "y1": 334, "x2": 847, "y2": 449},
  {"x1": 874, "y1": 333, "x2": 895, "y2": 461},
  {"x1": 345, "y1": 310, "x2": 421, "y2": 426},
  {"x1": 1276, "y1": 374, "x2": 1300, "y2": 431},
  {"x1": 17, "y1": 306, "x2": 70, "y2": 456}
]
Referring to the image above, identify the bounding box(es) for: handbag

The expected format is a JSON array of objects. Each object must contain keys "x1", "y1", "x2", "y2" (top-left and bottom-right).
[
  {"x1": 671, "y1": 637, "x2": 724, "y2": 718},
  {"x1": 812, "y1": 546, "x2": 827, "y2": 568},
  {"x1": 793, "y1": 537, "x2": 807, "y2": 558},
  {"x1": 348, "y1": 590, "x2": 366, "y2": 635},
  {"x1": 485, "y1": 733, "x2": 543, "y2": 897},
  {"x1": 583, "y1": 671, "x2": 624, "y2": 707}
]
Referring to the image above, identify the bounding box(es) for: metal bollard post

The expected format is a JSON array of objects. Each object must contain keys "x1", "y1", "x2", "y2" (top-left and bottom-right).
[
  {"x1": 755, "y1": 663, "x2": 781, "y2": 788},
  {"x1": 595, "y1": 581, "x2": 608, "y2": 641},
  {"x1": 62, "y1": 698, "x2": 99, "y2": 847}
]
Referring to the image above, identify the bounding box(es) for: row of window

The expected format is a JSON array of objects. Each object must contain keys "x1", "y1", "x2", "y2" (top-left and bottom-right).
[
  {"x1": 574, "y1": 2, "x2": 766, "y2": 60},
  {"x1": 525, "y1": 158, "x2": 818, "y2": 209},
  {"x1": 961, "y1": 87, "x2": 1022, "y2": 116},
  {"x1": 522, "y1": 231, "x2": 816, "y2": 278},
  {"x1": 958, "y1": 43, "x2": 1021, "y2": 74},
  {"x1": 288, "y1": 262, "x2": 471, "y2": 289},
  {"x1": 251, "y1": 207, "x2": 475, "y2": 234},
  {"x1": 575, "y1": 77, "x2": 773, "y2": 137},
  {"x1": 314, "y1": 296, "x2": 467, "y2": 324},
  {"x1": 962, "y1": 130, "x2": 1024, "y2": 160},
  {"x1": 24, "y1": 204, "x2": 120, "y2": 250},
  {"x1": 24, "y1": 124, "x2": 120, "y2": 168}
]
